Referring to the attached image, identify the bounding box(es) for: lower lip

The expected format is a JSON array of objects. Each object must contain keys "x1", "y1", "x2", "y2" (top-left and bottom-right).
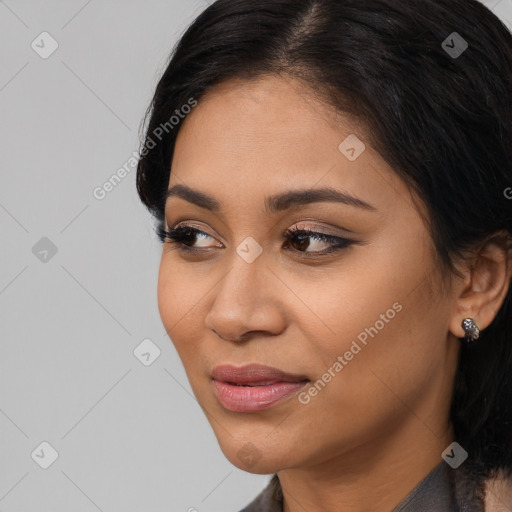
[{"x1": 212, "y1": 379, "x2": 308, "y2": 412}]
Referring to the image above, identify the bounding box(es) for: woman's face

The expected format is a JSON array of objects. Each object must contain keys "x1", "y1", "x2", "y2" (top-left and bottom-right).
[{"x1": 158, "y1": 75, "x2": 462, "y2": 474}]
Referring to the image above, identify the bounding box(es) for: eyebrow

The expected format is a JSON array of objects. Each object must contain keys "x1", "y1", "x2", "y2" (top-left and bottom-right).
[{"x1": 165, "y1": 184, "x2": 377, "y2": 214}]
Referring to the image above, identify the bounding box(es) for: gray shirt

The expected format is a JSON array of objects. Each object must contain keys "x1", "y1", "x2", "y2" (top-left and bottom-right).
[{"x1": 239, "y1": 460, "x2": 487, "y2": 511}]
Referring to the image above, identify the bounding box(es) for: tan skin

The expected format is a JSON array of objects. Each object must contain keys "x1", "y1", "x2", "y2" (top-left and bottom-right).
[{"x1": 157, "y1": 75, "x2": 511, "y2": 512}]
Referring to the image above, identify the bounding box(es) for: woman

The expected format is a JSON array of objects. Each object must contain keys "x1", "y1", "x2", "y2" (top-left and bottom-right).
[{"x1": 136, "y1": 0, "x2": 512, "y2": 510}]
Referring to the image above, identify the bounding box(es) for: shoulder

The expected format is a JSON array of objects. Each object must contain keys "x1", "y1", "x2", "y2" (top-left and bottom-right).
[
  {"x1": 238, "y1": 474, "x2": 282, "y2": 512},
  {"x1": 236, "y1": 465, "x2": 512, "y2": 511},
  {"x1": 483, "y1": 469, "x2": 512, "y2": 512},
  {"x1": 451, "y1": 460, "x2": 512, "y2": 511}
]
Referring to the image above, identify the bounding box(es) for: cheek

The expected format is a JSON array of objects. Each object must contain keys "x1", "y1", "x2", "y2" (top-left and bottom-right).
[
  {"x1": 304, "y1": 276, "x2": 446, "y2": 420},
  {"x1": 157, "y1": 256, "x2": 202, "y2": 353},
  {"x1": 298, "y1": 242, "x2": 443, "y2": 405},
  {"x1": 157, "y1": 259, "x2": 176, "y2": 331},
  {"x1": 294, "y1": 248, "x2": 411, "y2": 357},
  {"x1": 290, "y1": 301, "x2": 438, "y2": 456},
  {"x1": 157, "y1": 254, "x2": 228, "y2": 385}
]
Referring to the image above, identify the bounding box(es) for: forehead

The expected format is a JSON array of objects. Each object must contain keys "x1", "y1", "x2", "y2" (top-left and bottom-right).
[
  {"x1": 174, "y1": 74, "x2": 364, "y2": 156},
  {"x1": 168, "y1": 75, "x2": 413, "y2": 217}
]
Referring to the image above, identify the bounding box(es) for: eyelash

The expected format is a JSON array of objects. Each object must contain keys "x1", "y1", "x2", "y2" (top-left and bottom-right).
[{"x1": 157, "y1": 223, "x2": 355, "y2": 258}]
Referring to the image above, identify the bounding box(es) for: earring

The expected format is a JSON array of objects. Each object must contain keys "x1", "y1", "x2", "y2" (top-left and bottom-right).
[{"x1": 461, "y1": 317, "x2": 480, "y2": 343}]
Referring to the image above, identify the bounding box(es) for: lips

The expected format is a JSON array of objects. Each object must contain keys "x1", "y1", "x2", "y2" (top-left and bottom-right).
[
  {"x1": 211, "y1": 364, "x2": 310, "y2": 412},
  {"x1": 211, "y1": 363, "x2": 309, "y2": 385}
]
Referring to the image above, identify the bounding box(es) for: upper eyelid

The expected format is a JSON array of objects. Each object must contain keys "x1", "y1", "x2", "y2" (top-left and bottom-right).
[
  {"x1": 165, "y1": 224, "x2": 349, "y2": 246},
  {"x1": 165, "y1": 218, "x2": 354, "y2": 237},
  {"x1": 166, "y1": 223, "x2": 344, "y2": 238}
]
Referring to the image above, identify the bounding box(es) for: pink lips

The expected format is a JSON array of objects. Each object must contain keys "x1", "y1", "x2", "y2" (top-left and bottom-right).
[{"x1": 211, "y1": 364, "x2": 309, "y2": 412}]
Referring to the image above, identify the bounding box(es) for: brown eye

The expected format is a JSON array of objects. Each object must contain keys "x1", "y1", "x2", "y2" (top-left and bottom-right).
[
  {"x1": 283, "y1": 227, "x2": 354, "y2": 256},
  {"x1": 158, "y1": 223, "x2": 355, "y2": 258},
  {"x1": 159, "y1": 225, "x2": 222, "y2": 250}
]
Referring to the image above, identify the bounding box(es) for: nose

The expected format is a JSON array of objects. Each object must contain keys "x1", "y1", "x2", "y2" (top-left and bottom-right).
[{"x1": 204, "y1": 252, "x2": 287, "y2": 343}]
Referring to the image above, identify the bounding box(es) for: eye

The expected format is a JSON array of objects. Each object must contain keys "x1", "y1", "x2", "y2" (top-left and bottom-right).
[
  {"x1": 158, "y1": 223, "x2": 356, "y2": 257},
  {"x1": 158, "y1": 224, "x2": 221, "y2": 251},
  {"x1": 283, "y1": 225, "x2": 355, "y2": 256}
]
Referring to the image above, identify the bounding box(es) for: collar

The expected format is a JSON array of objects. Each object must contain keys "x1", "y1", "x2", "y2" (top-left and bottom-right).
[{"x1": 239, "y1": 460, "x2": 492, "y2": 512}]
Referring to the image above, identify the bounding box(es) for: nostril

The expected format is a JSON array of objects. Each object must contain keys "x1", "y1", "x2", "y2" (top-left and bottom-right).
[{"x1": 211, "y1": 328, "x2": 250, "y2": 343}]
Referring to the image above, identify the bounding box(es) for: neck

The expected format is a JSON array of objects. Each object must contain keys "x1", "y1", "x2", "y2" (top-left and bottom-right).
[{"x1": 279, "y1": 416, "x2": 454, "y2": 512}]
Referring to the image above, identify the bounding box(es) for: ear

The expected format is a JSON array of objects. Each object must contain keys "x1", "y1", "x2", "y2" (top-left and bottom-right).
[{"x1": 449, "y1": 232, "x2": 512, "y2": 339}]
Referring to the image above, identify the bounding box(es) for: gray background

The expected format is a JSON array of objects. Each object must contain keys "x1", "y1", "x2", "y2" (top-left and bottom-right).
[{"x1": 0, "y1": 1, "x2": 510, "y2": 511}]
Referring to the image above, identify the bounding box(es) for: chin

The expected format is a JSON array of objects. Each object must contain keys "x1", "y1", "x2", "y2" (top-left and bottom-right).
[
  {"x1": 223, "y1": 444, "x2": 287, "y2": 474},
  {"x1": 215, "y1": 433, "x2": 293, "y2": 474}
]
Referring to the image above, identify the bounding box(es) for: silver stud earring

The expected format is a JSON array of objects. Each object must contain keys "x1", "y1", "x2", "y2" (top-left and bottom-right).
[{"x1": 461, "y1": 317, "x2": 480, "y2": 343}]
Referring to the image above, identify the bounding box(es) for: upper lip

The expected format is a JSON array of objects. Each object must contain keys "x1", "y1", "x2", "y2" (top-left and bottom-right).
[{"x1": 211, "y1": 363, "x2": 309, "y2": 385}]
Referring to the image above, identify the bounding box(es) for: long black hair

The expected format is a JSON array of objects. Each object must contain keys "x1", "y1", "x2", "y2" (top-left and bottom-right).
[{"x1": 136, "y1": 0, "x2": 512, "y2": 478}]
